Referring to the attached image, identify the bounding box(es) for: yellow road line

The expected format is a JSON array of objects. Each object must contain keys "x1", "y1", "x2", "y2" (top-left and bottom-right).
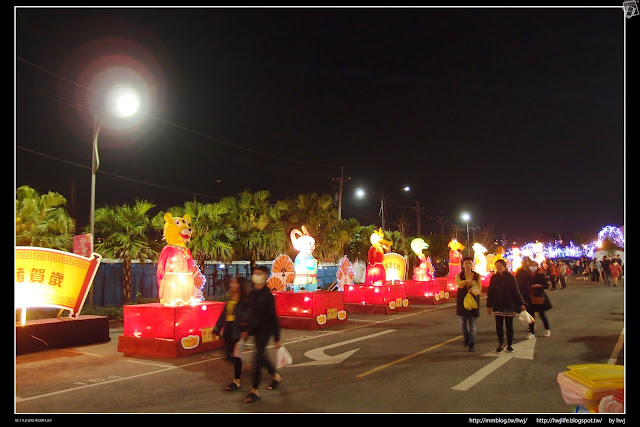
[{"x1": 356, "y1": 334, "x2": 463, "y2": 378}]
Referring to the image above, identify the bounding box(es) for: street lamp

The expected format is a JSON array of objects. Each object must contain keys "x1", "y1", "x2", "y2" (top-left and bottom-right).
[
  {"x1": 355, "y1": 186, "x2": 410, "y2": 230},
  {"x1": 461, "y1": 212, "x2": 471, "y2": 255},
  {"x1": 89, "y1": 85, "x2": 141, "y2": 253}
]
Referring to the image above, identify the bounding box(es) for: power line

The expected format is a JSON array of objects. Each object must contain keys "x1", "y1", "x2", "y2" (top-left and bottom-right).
[{"x1": 16, "y1": 56, "x2": 339, "y2": 170}]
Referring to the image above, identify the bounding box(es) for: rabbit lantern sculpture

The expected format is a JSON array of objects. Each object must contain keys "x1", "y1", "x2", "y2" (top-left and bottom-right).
[{"x1": 290, "y1": 225, "x2": 318, "y2": 292}]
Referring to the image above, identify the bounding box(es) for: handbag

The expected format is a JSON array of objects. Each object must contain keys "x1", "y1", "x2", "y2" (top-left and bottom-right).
[
  {"x1": 463, "y1": 291, "x2": 478, "y2": 310},
  {"x1": 530, "y1": 284, "x2": 545, "y2": 305}
]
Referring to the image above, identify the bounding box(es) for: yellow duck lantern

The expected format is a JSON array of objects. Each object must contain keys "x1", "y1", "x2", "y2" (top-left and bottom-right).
[
  {"x1": 411, "y1": 238, "x2": 434, "y2": 281},
  {"x1": 156, "y1": 213, "x2": 206, "y2": 306}
]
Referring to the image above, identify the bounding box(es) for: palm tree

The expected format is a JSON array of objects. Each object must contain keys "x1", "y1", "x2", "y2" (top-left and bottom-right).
[
  {"x1": 15, "y1": 185, "x2": 74, "y2": 250},
  {"x1": 92, "y1": 200, "x2": 158, "y2": 304},
  {"x1": 220, "y1": 190, "x2": 288, "y2": 267},
  {"x1": 154, "y1": 199, "x2": 236, "y2": 270},
  {"x1": 282, "y1": 193, "x2": 341, "y2": 262}
]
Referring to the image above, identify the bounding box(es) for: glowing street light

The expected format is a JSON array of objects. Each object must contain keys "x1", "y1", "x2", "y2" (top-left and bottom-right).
[
  {"x1": 461, "y1": 212, "x2": 471, "y2": 255},
  {"x1": 356, "y1": 186, "x2": 410, "y2": 230}
]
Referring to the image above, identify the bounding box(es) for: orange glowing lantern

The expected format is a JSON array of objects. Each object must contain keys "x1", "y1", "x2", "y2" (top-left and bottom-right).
[{"x1": 156, "y1": 213, "x2": 205, "y2": 306}]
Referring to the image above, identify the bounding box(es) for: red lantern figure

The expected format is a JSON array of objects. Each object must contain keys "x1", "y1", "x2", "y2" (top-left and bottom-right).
[
  {"x1": 365, "y1": 228, "x2": 391, "y2": 286},
  {"x1": 448, "y1": 239, "x2": 464, "y2": 278},
  {"x1": 157, "y1": 213, "x2": 205, "y2": 306}
]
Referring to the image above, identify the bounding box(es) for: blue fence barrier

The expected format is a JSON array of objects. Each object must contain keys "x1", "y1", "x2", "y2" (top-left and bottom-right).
[{"x1": 90, "y1": 262, "x2": 339, "y2": 306}]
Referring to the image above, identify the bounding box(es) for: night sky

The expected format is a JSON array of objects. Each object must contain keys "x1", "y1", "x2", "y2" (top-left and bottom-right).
[{"x1": 15, "y1": 7, "x2": 628, "y2": 243}]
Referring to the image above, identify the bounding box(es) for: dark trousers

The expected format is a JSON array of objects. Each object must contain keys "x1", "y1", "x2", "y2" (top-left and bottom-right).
[
  {"x1": 224, "y1": 339, "x2": 242, "y2": 380},
  {"x1": 495, "y1": 315, "x2": 514, "y2": 347},
  {"x1": 252, "y1": 332, "x2": 276, "y2": 389},
  {"x1": 528, "y1": 307, "x2": 550, "y2": 333}
]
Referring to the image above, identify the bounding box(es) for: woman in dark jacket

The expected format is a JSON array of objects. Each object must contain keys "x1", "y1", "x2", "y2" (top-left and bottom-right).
[
  {"x1": 213, "y1": 276, "x2": 252, "y2": 392},
  {"x1": 487, "y1": 259, "x2": 526, "y2": 353},
  {"x1": 525, "y1": 261, "x2": 552, "y2": 339}
]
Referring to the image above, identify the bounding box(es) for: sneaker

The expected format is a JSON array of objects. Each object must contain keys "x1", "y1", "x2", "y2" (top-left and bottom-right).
[
  {"x1": 526, "y1": 332, "x2": 535, "y2": 340},
  {"x1": 506, "y1": 346, "x2": 514, "y2": 353},
  {"x1": 468, "y1": 344, "x2": 475, "y2": 352},
  {"x1": 496, "y1": 345, "x2": 503, "y2": 353},
  {"x1": 544, "y1": 329, "x2": 551, "y2": 337}
]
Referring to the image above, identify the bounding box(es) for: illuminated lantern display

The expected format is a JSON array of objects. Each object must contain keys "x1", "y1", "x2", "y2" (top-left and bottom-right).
[
  {"x1": 345, "y1": 230, "x2": 409, "y2": 314},
  {"x1": 290, "y1": 225, "x2": 318, "y2": 292},
  {"x1": 511, "y1": 247, "x2": 522, "y2": 273},
  {"x1": 365, "y1": 228, "x2": 391, "y2": 286},
  {"x1": 119, "y1": 212, "x2": 226, "y2": 357},
  {"x1": 472, "y1": 243, "x2": 489, "y2": 276},
  {"x1": 486, "y1": 253, "x2": 496, "y2": 273},
  {"x1": 335, "y1": 255, "x2": 355, "y2": 291},
  {"x1": 401, "y1": 238, "x2": 450, "y2": 305},
  {"x1": 410, "y1": 238, "x2": 434, "y2": 281},
  {"x1": 383, "y1": 252, "x2": 407, "y2": 282},
  {"x1": 15, "y1": 246, "x2": 108, "y2": 354},
  {"x1": 448, "y1": 239, "x2": 464, "y2": 278},
  {"x1": 532, "y1": 241, "x2": 546, "y2": 266},
  {"x1": 15, "y1": 247, "x2": 102, "y2": 326},
  {"x1": 156, "y1": 213, "x2": 205, "y2": 306},
  {"x1": 267, "y1": 254, "x2": 296, "y2": 291}
]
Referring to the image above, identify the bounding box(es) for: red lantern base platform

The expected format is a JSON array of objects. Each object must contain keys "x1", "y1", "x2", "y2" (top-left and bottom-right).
[
  {"x1": 343, "y1": 283, "x2": 409, "y2": 314},
  {"x1": 16, "y1": 315, "x2": 110, "y2": 355},
  {"x1": 402, "y1": 278, "x2": 456, "y2": 305},
  {"x1": 117, "y1": 302, "x2": 226, "y2": 358},
  {"x1": 274, "y1": 290, "x2": 347, "y2": 330}
]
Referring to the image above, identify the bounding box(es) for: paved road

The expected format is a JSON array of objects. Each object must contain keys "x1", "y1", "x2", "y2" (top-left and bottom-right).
[{"x1": 15, "y1": 278, "x2": 624, "y2": 415}]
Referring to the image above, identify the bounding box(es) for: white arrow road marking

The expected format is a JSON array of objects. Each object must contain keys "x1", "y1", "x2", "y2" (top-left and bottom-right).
[
  {"x1": 288, "y1": 329, "x2": 396, "y2": 367},
  {"x1": 452, "y1": 336, "x2": 537, "y2": 391}
]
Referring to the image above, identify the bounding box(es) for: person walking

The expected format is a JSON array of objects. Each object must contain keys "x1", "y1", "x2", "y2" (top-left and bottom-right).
[
  {"x1": 486, "y1": 259, "x2": 526, "y2": 353},
  {"x1": 244, "y1": 265, "x2": 282, "y2": 403},
  {"x1": 609, "y1": 261, "x2": 621, "y2": 287},
  {"x1": 213, "y1": 276, "x2": 252, "y2": 392},
  {"x1": 590, "y1": 258, "x2": 600, "y2": 283},
  {"x1": 548, "y1": 260, "x2": 558, "y2": 290},
  {"x1": 601, "y1": 256, "x2": 612, "y2": 287},
  {"x1": 557, "y1": 260, "x2": 570, "y2": 290},
  {"x1": 525, "y1": 261, "x2": 551, "y2": 339},
  {"x1": 455, "y1": 256, "x2": 482, "y2": 352}
]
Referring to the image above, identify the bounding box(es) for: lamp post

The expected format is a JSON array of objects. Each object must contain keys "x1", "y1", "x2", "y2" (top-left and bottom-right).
[
  {"x1": 89, "y1": 85, "x2": 140, "y2": 253},
  {"x1": 356, "y1": 186, "x2": 410, "y2": 230},
  {"x1": 461, "y1": 212, "x2": 471, "y2": 256}
]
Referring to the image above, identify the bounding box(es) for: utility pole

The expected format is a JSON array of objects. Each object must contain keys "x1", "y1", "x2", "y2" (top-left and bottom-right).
[
  {"x1": 414, "y1": 200, "x2": 421, "y2": 236},
  {"x1": 332, "y1": 166, "x2": 351, "y2": 220}
]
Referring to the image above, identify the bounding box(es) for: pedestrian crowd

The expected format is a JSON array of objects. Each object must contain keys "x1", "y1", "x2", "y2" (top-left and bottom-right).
[{"x1": 457, "y1": 253, "x2": 623, "y2": 354}]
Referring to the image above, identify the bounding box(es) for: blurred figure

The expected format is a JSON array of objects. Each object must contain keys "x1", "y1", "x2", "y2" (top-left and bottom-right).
[
  {"x1": 557, "y1": 260, "x2": 570, "y2": 290},
  {"x1": 213, "y1": 276, "x2": 252, "y2": 392},
  {"x1": 245, "y1": 265, "x2": 282, "y2": 403},
  {"x1": 609, "y1": 261, "x2": 621, "y2": 287}
]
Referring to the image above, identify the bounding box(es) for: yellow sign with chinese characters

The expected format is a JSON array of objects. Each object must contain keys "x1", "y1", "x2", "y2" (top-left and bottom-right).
[
  {"x1": 15, "y1": 247, "x2": 102, "y2": 323},
  {"x1": 383, "y1": 252, "x2": 407, "y2": 282}
]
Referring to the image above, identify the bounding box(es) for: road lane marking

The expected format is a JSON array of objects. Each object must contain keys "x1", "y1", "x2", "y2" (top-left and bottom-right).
[
  {"x1": 16, "y1": 303, "x2": 457, "y2": 403},
  {"x1": 356, "y1": 335, "x2": 463, "y2": 378},
  {"x1": 452, "y1": 336, "x2": 537, "y2": 391},
  {"x1": 608, "y1": 327, "x2": 624, "y2": 365}
]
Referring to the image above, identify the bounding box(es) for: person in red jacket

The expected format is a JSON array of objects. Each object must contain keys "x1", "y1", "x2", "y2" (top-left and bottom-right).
[{"x1": 609, "y1": 261, "x2": 622, "y2": 287}]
